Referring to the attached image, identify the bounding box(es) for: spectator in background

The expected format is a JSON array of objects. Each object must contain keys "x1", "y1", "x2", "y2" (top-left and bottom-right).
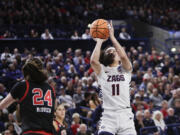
[
  {"x1": 171, "y1": 75, "x2": 180, "y2": 89},
  {"x1": 165, "y1": 108, "x2": 180, "y2": 124},
  {"x1": 77, "y1": 123, "x2": 91, "y2": 135},
  {"x1": 3, "y1": 130, "x2": 12, "y2": 135},
  {"x1": 138, "y1": 89, "x2": 149, "y2": 102},
  {"x1": 137, "y1": 46, "x2": 143, "y2": 54},
  {"x1": 0, "y1": 83, "x2": 8, "y2": 98},
  {"x1": 139, "y1": 77, "x2": 148, "y2": 92},
  {"x1": 174, "y1": 98, "x2": 180, "y2": 117},
  {"x1": 58, "y1": 87, "x2": 74, "y2": 108},
  {"x1": 79, "y1": 92, "x2": 91, "y2": 117},
  {"x1": 73, "y1": 49, "x2": 83, "y2": 66},
  {"x1": 53, "y1": 104, "x2": 67, "y2": 135},
  {"x1": 11, "y1": 48, "x2": 19, "y2": 60},
  {"x1": 86, "y1": 77, "x2": 97, "y2": 92},
  {"x1": 5, "y1": 113, "x2": 22, "y2": 135},
  {"x1": 132, "y1": 93, "x2": 149, "y2": 113},
  {"x1": 65, "y1": 80, "x2": 74, "y2": 97},
  {"x1": 165, "y1": 108, "x2": 180, "y2": 135},
  {"x1": 46, "y1": 62, "x2": 56, "y2": 77},
  {"x1": 2, "y1": 31, "x2": 13, "y2": 39},
  {"x1": 71, "y1": 113, "x2": 80, "y2": 135},
  {"x1": 160, "y1": 100, "x2": 168, "y2": 118},
  {"x1": 84, "y1": 51, "x2": 91, "y2": 65},
  {"x1": 60, "y1": 76, "x2": 68, "y2": 88},
  {"x1": 161, "y1": 60, "x2": 170, "y2": 75},
  {"x1": 119, "y1": 27, "x2": 131, "y2": 40},
  {"x1": 6, "y1": 123, "x2": 17, "y2": 135},
  {"x1": 82, "y1": 29, "x2": 91, "y2": 39},
  {"x1": 48, "y1": 77, "x2": 57, "y2": 90},
  {"x1": 29, "y1": 29, "x2": 38, "y2": 38},
  {"x1": 168, "y1": 88, "x2": 180, "y2": 108},
  {"x1": 71, "y1": 30, "x2": 80, "y2": 40},
  {"x1": 148, "y1": 100, "x2": 156, "y2": 113},
  {"x1": 143, "y1": 109, "x2": 158, "y2": 135},
  {"x1": 163, "y1": 85, "x2": 172, "y2": 101},
  {"x1": 41, "y1": 29, "x2": 54, "y2": 40},
  {"x1": 134, "y1": 111, "x2": 144, "y2": 135},
  {"x1": 5, "y1": 64, "x2": 23, "y2": 81},
  {"x1": 73, "y1": 86, "x2": 84, "y2": 105},
  {"x1": 78, "y1": 65, "x2": 86, "y2": 78},
  {"x1": 67, "y1": 64, "x2": 77, "y2": 79},
  {"x1": 150, "y1": 88, "x2": 163, "y2": 108},
  {"x1": 173, "y1": 60, "x2": 180, "y2": 75},
  {"x1": 1, "y1": 47, "x2": 12, "y2": 62},
  {"x1": 89, "y1": 92, "x2": 100, "y2": 110},
  {"x1": 152, "y1": 111, "x2": 166, "y2": 132},
  {"x1": 143, "y1": 68, "x2": 153, "y2": 81}
]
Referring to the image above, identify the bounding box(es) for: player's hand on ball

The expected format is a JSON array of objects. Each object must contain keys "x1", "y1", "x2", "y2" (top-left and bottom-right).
[
  {"x1": 93, "y1": 38, "x2": 107, "y2": 43},
  {"x1": 109, "y1": 20, "x2": 115, "y2": 39}
]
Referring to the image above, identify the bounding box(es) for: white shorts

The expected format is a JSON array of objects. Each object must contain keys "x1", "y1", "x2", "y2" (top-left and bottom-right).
[{"x1": 98, "y1": 108, "x2": 137, "y2": 135}]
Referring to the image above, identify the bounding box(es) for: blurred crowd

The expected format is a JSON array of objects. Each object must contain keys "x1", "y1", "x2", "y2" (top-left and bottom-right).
[
  {"x1": 0, "y1": 27, "x2": 131, "y2": 41},
  {"x1": 0, "y1": 0, "x2": 180, "y2": 39},
  {"x1": 0, "y1": 28, "x2": 93, "y2": 40},
  {"x1": 0, "y1": 45, "x2": 180, "y2": 135}
]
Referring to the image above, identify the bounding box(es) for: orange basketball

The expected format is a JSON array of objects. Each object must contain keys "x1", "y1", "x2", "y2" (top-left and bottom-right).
[{"x1": 90, "y1": 19, "x2": 109, "y2": 39}]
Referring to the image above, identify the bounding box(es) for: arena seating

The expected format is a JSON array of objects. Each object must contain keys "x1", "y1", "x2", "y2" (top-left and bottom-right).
[{"x1": 0, "y1": 39, "x2": 179, "y2": 134}]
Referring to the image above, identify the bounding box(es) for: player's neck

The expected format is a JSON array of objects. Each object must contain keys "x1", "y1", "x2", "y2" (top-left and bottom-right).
[
  {"x1": 56, "y1": 117, "x2": 64, "y2": 125},
  {"x1": 109, "y1": 62, "x2": 118, "y2": 67}
]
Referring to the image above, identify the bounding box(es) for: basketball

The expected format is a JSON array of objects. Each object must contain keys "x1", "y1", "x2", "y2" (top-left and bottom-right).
[{"x1": 90, "y1": 19, "x2": 109, "y2": 39}]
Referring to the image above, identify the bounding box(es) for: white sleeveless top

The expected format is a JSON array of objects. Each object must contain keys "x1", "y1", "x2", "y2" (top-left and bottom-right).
[{"x1": 97, "y1": 64, "x2": 132, "y2": 110}]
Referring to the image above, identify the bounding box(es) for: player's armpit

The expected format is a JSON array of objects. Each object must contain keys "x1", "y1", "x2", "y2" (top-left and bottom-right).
[{"x1": 0, "y1": 94, "x2": 16, "y2": 110}]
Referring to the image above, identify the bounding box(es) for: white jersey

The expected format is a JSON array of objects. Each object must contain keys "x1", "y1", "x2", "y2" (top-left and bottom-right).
[{"x1": 97, "y1": 64, "x2": 131, "y2": 110}]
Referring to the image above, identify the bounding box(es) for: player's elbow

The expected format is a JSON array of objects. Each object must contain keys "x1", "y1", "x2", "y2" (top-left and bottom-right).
[
  {"x1": 90, "y1": 59, "x2": 98, "y2": 65},
  {"x1": 127, "y1": 66, "x2": 132, "y2": 71},
  {"x1": 123, "y1": 64, "x2": 132, "y2": 72}
]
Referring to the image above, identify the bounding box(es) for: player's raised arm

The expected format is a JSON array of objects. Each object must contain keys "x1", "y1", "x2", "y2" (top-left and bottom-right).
[
  {"x1": 90, "y1": 38, "x2": 106, "y2": 75},
  {"x1": 109, "y1": 21, "x2": 132, "y2": 72}
]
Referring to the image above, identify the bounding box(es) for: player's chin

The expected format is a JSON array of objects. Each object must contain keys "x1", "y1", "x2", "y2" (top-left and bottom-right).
[{"x1": 106, "y1": 59, "x2": 114, "y2": 66}]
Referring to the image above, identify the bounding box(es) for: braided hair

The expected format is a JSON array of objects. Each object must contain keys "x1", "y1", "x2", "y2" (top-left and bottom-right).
[{"x1": 22, "y1": 57, "x2": 48, "y2": 83}]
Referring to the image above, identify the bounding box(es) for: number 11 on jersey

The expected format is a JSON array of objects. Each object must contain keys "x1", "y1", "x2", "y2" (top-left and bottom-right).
[{"x1": 112, "y1": 84, "x2": 120, "y2": 96}]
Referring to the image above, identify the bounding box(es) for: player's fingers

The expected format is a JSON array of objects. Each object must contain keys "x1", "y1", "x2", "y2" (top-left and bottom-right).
[
  {"x1": 108, "y1": 23, "x2": 111, "y2": 30},
  {"x1": 110, "y1": 20, "x2": 113, "y2": 27}
]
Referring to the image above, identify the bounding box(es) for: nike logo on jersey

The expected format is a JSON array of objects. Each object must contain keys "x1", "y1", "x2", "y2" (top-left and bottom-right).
[{"x1": 107, "y1": 75, "x2": 125, "y2": 82}]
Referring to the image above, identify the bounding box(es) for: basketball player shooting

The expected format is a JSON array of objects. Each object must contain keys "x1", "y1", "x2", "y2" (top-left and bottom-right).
[{"x1": 90, "y1": 21, "x2": 137, "y2": 135}]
